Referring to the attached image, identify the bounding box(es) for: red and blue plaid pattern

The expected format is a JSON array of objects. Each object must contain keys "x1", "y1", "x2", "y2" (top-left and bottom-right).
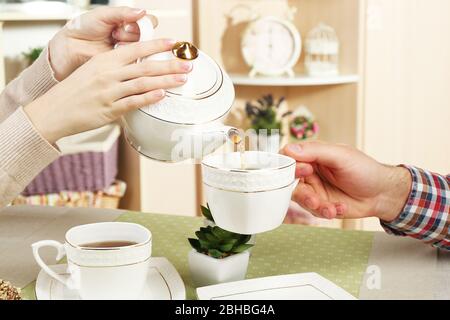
[{"x1": 381, "y1": 166, "x2": 450, "y2": 251}]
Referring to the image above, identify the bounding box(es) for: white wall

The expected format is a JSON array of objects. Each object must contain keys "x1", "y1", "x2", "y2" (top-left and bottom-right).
[
  {"x1": 362, "y1": 0, "x2": 450, "y2": 173},
  {"x1": 357, "y1": 0, "x2": 450, "y2": 232},
  {"x1": 3, "y1": 22, "x2": 62, "y2": 83}
]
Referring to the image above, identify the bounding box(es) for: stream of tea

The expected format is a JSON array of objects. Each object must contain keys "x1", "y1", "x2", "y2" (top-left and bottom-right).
[{"x1": 230, "y1": 132, "x2": 246, "y2": 170}]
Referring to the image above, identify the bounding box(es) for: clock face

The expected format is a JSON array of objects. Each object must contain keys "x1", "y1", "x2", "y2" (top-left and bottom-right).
[{"x1": 242, "y1": 17, "x2": 301, "y2": 75}]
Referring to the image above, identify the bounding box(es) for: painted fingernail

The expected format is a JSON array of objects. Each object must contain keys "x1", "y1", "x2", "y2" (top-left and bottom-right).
[
  {"x1": 181, "y1": 61, "x2": 193, "y2": 71},
  {"x1": 153, "y1": 89, "x2": 165, "y2": 98},
  {"x1": 305, "y1": 198, "x2": 314, "y2": 209},
  {"x1": 124, "y1": 24, "x2": 133, "y2": 33},
  {"x1": 288, "y1": 144, "x2": 302, "y2": 154},
  {"x1": 175, "y1": 74, "x2": 188, "y2": 82}
]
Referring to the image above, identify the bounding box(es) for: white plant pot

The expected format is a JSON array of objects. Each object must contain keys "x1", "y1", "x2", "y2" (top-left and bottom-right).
[{"x1": 188, "y1": 250, "x2": 250, "y2": 287}]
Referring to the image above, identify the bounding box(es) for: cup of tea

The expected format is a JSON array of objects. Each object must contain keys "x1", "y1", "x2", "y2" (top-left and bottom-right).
[
  {"x1": 32, "y1": 222, "x2": 152, "y2": 300},
  {"x1": 201, "y1": 151, "x2": 297, "y2": 234}
]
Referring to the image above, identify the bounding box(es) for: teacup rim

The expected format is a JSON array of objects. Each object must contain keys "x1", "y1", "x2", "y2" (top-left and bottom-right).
[
  {"x1": 65, "y1": 222, "x2": 152, "y2": 251},
  {"x1": 203, "y1": 179, "x2": 297, "y2": 194},
  {"x1": 201, "y1": 151, "x2": 296, "y2": 173}
]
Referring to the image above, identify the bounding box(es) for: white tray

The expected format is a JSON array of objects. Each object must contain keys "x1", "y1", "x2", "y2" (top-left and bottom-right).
[{"x1": 197, "y1": 273, "x2": 357, "y2": 300}]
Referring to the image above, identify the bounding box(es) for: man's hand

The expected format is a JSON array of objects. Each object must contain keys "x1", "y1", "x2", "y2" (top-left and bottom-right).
[
  {"x1": 49, "y1": 6, "x2": 147, "y2": 80},
  {"x1": 281, "y1": 142, "x2": 412, "y2": 222}
]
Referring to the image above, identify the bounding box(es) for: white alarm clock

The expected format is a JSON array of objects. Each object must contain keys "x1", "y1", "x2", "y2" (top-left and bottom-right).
[{"x1": 241, "y1": 16, "x2": 302, "y2": 78}]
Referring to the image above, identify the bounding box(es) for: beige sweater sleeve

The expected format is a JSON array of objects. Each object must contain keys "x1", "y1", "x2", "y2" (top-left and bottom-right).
[{"x1": 0, "y1": 48, "x2": 61, "y2": 208}]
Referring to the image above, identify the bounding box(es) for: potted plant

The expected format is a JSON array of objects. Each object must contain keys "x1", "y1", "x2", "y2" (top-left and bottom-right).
[
  {"x1": 201, "y1": 203, "x2": 215, "y2": 227},
  {"x1": 289, "y1": 106, "x2": 319, "y2": 142},
  {"x1": 245, "y1": 94, "x2": 291, "y2": 153},
  {"x1": 22, "y1": 47, "x2": 44, "y2": 66},
  {"x1": 188, "y1": 224, "x2": 253, "y2": 287}
]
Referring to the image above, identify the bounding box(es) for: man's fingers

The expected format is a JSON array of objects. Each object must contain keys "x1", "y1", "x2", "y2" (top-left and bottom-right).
[
  {"x1": 295, "y1": 163, "x2": 314, "y2": 177},
  {"x1": 318, "y1": 202, "x2": 338, "y2": 220},
  {"x1": 334, "y1": 202, "x2": 348, "y2": 218},
  {"x1": 292, "y1": 183, "x2": 339, "y2": 220},
  {"x1": 281, "y1": 141, "x2": 351, "y2": 168},
  {"x1": 292, "y1": 183, "x2": 321, "y2": 211},
  {"x1": 113, "y1": 39, "x2": 176, "y2": 64}
]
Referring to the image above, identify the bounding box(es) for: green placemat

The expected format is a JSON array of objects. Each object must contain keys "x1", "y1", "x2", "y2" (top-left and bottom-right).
[{"x1": 22, "y1": 212, "x2": 374, "y2": 299}]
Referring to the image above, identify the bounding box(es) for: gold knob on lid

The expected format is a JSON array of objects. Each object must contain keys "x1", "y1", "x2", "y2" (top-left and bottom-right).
[{"x1": 172, "y1": 42, "x2": 199, "y2": 60}]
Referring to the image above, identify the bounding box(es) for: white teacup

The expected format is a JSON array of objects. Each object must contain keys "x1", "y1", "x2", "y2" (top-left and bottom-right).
[
  {"x1": 202, "y1": 151, "x2": 297, "y2": 234},
  {"x1": 32, "y1": 222, "x2": 152, "y2": 300}
]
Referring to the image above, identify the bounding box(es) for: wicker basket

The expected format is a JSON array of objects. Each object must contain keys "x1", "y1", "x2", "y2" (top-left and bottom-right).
[{"x1": 22, "y1": 125, "x2": 120, "y2": 196}]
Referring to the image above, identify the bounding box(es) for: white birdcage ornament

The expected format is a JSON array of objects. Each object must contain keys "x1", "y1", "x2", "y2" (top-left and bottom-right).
[{"x1": 305, "y1": 23, "x2": 339, "y2": 77}]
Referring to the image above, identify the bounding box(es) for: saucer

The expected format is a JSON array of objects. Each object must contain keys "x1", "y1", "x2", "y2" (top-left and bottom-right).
[{"x1": 35, "y1": 257, "x2": 185, "y2": 300}]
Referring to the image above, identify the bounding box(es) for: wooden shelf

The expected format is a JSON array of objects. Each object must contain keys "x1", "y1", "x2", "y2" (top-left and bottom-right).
[
  {"x1": 0, "y1": 4, "x2": 188, "y2": 22},
  {"x1": 230, "y1": 73, "x2": 360, "y2": 87},
  {"x1": 0, "y1": 3, "x2": 80, "y2": 21},
  {"x1": 0, "y1": 12, "x2": 74, "y2": 22}
]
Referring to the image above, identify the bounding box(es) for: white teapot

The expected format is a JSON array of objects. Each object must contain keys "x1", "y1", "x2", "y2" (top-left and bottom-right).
[{"x1": 122, "y1": 17, "x2": 237, "y2": 162}]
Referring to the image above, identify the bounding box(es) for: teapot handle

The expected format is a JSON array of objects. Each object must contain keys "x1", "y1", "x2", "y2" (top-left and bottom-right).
[
  {"x1": 136, "y1": 16, "x2": 175, "y2": 64},
  {"x1": 137, "y1": 15, "x2": 155, "y2": 42}
]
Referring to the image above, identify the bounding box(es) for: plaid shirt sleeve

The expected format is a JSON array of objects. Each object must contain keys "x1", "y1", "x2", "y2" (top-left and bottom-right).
[{"x1": 381, "y1": 166, "x2": 450, "y2": 251}]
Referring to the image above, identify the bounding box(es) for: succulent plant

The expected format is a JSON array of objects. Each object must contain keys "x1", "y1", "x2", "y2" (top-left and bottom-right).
[
  {"x1": 188, "y1": 225, "x2": 253, "y2": 259},
  {"x1": 200, "y1": 204, "x2": 214, "y2": 222}
]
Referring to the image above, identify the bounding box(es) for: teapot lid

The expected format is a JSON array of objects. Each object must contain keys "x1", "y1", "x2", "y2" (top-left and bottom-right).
[
  {"x1": 136, "y1": 17, "x2": 234, "y2": 124},
  {"x1": 164, "y1": 42, "x2": 223, "y2": 100}
]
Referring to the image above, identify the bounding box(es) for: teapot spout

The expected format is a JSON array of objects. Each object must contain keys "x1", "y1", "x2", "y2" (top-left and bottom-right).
[
  {"x1": 224, "y1": 127, "x2": 241, "y2": 143},
  {"x1": 200, "y1": 126, "x2": 240, "y2": 141}
]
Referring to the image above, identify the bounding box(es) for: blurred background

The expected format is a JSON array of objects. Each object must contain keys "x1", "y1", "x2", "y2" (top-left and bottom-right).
[{"x1": 1, "y1": 0, "x2": 449, "y2": 231}]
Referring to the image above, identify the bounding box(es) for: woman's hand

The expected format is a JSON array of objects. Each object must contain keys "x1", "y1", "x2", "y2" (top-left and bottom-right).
[
  {"x1": 49, "y1": 6, "x2": 149, "y2": 80},
  {"x1": 25, "y1": 39, "x2": 193, "y2": 143},
  {"x1": 281, "y1": 142, "x2": 412, "y2": 222}
]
